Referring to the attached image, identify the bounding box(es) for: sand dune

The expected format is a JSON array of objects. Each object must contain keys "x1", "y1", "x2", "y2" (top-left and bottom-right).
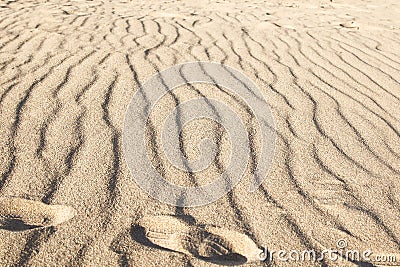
[{"x1": 0, "y1": 0, "x2": 400, "y2": 266}]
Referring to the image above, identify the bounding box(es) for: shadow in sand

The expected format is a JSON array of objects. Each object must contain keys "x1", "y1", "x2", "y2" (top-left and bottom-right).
[
  {"x1": 351, "y1": 260, "x2": 376, "y2": 267},
  {"x1": 0, "y1": 218, "x2": 41, "y2": 232}
]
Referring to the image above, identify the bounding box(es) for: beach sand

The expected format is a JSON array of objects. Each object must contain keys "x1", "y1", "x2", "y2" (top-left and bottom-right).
[{"x1": 0, "y1": 0, "x2": 400, "y2": 266}]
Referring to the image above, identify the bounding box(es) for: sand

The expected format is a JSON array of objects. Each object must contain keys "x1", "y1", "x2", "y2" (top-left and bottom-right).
[{"x1": 0, "y1": 0, "x2": 400, "y2": 266}]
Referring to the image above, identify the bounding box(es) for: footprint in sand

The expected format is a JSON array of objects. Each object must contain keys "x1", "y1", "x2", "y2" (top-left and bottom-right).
[
  {"x1": 130, "y1": 215, "x2": 262, "y2": 265},
  {"x1": 0, "y1": 197, "x2": 76, "y2": 231}
]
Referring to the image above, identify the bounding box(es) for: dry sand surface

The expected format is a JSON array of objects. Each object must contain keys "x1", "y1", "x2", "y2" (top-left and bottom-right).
[{"x1": 1, "y1": 0, "x2": 400, "y2": 266}]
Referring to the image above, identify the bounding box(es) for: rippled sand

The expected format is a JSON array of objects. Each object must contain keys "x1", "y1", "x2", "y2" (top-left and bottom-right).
[{"x1": 0, "y1": 0, "x2": 400, "y2": 266}]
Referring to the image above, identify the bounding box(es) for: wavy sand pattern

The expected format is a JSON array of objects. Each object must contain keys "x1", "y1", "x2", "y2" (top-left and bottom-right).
[{"x1": 0, "y1": 0, "x2": 400, "y2": 266}]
